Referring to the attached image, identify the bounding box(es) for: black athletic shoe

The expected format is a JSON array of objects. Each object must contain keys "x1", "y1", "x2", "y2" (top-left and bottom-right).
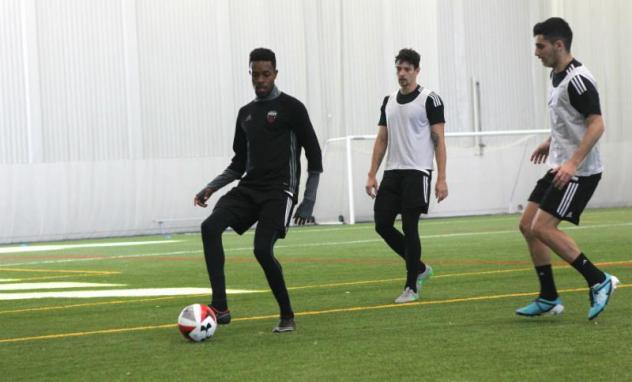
[
  {"x1": 272, "y1": 317, "x2": 296, "y2": 333},
  {"x1": 208, "y1": 305, "x2": 231, "y2": 325}
]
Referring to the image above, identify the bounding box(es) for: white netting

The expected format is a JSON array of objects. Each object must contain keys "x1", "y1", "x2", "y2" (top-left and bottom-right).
[{"x1": 313, "y1": 132, "x2": 552, "y2": 224}]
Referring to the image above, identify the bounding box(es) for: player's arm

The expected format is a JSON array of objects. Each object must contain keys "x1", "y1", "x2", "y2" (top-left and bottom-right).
[
  {"x1": 366, "y1": 96, "x2": 389, "y2": 199},
  {"x1": 366, "y1": 125, "x2": 387, "y2": 199},
  {"x1": 431, "y1": 123, "x2": 448, "y2": 202},
  {"x1": 291, "y1": 102, "x2": 323, "y2": 225},
  {"x1": 194, "y1": 117, "x2": 247, "y2": 208},
  {"x1": 552, "y1": 75, "x2": 604, "y2": 189},
  {"x1": 530, "y1": 136, "x2": 551, "y2": 164},
  {"x1": 427, "y1": 93, "x2": 448, "y2": 202}
]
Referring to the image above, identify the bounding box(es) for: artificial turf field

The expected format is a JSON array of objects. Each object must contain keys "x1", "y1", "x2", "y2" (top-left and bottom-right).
[{"x1": 1, "y1": 208, "x2": 631, "y2": 381}]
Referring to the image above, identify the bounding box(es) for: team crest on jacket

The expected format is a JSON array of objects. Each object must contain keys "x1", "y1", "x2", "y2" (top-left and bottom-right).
[{"x1": 267, "y1": 110, "x2": 278, "y2": 123}]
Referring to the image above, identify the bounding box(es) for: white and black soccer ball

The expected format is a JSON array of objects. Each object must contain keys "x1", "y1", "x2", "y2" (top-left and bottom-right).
[{"x1": 177, "y1": 304, "x2": 217, "y2": 342}]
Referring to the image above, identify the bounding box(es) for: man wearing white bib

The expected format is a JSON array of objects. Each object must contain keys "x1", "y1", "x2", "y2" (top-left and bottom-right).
[
  {"x1": 366, "y1": 48, "x2": 448, "y2": 303},
  {"x1": 516, "y1": 18, "x2": 619, "y2": 320}
]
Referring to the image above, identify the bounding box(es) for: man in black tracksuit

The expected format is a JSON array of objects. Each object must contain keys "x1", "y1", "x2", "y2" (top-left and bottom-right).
[{"x1": 194, "y1": 48, "x2": 322, "y2": 333}]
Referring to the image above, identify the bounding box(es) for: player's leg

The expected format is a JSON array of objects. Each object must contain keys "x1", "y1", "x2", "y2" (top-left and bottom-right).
[
  {"x1": 531, "y1": 208, "x2": 618, "y2": 319},
  {"x1": 530, "y1": 210, "x2": 581, "y2": 263},
  {"x1": 200, "y1": 188, "x2": 258, "y2": 323},
  {"x1": 393, "y1": 170, "x2": 431, "y2": 304},
  {"x1": 255, "y1": 194, "x2": 296, "y2": 332},
  {"x1": 531, "y1": 173, "x2": 617, "y2": 319},
  {"x1": 403, "y1": 170, "x2": 433, "y2": 290},
  {"x1": 200, "y1": 209, "x2": 235, "y2": 318},
  {"x1": 374, "y1": 171, "x2": 426, "y2": 271},
  {"x1": 401, "y1": 208, "x2": 422, "y2": 293},
  {"x1": 531, "y1": 173, "x2": 606, "y2": 283},
  {"x1": 374, "y1": 171, "x2": 405, "y2": 254},
  {"x1": 253, "y1": 225, "x2": 294, "y2": 313},
  {"x1": 516, "y1": 172, "x2": 562, "y2": 316},
  {"x1": 518, "y1": 201, "x2": 558, "y2": 300},
  {"x1": 374, "y1": 208, "x2": 404, "y2": 255},
  {"x1": 519, "y1": 201, "x2": 553, "y2": 266}
]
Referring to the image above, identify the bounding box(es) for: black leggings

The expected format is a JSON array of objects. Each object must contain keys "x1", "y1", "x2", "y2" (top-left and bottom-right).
[
  {"x1": 374, "y1": 208, "x2": 425, "y2": 291},
  {"x1": 201, "y1": 211, "x2": 293, "y2": 317}
]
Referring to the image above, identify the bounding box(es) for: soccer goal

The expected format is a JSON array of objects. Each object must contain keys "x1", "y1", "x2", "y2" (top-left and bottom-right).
[{"x1": 314, "y1": 129, "x2": 550, "y2": 224}]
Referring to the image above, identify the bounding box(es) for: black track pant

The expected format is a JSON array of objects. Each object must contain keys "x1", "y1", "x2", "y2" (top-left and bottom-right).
[
  {"x1": 374, "y1": 208, "x2": 425, "y2": 291},
  {"x1": 201, "y1": 211, "x2": 293, "y2": 317}
]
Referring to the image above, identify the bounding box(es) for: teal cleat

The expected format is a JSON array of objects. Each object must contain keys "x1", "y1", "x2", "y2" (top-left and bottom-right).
[
  {"x1": 416, "y1": 265, "x2": 433, "y2": 292},
  {"x1": 588, "y1": 273, "x2": 620, "y2": 320},
  {"x1": 516, "y1": 297, "x2": 564, "y2": 317}
]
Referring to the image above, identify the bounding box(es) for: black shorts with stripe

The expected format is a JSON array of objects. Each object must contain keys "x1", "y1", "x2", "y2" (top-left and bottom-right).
[
  {"x1": 528, "y1": 170, "x2": 601, "y2": 225},
  {"x1": 213, "y1": 186, "x2": 295, "y2": 238},
  {"x1": 374, "y1": 169, "x2": 432, "y2": 213}
]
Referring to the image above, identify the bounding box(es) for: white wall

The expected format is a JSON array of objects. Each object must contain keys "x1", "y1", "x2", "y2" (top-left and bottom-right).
[{"x1": 1, "y1": 0, "x2": 631, "y2": 243}]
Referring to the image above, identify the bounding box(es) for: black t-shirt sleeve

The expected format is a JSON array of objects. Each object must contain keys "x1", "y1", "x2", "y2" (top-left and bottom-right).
[
  {"x1": 292, "y1": 101, "x2": 323, "y2": 173},
  {"x1": 227, "y1": 111, "x2": 247, "y2": 175},
  {"x1": 378, "y1": 96, "x2": 389, "y2": 126},
  {"x1": 568, "y1": 75, "x2": 601, "y2": 117},
  {"x1": 425, "y1": 93, "x2": 445, "y2": 125}
]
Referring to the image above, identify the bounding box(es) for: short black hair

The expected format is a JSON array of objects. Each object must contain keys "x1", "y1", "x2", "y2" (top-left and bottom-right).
[
  {"x1": 249, "y1": 48, "x2": 276, "y2": 69},
  {"x1": 533, "y1": 17, "x2": 573, "y2": 51},
  {"x1": 395, "y1": 48, "x2": 420, "y2": 69}
]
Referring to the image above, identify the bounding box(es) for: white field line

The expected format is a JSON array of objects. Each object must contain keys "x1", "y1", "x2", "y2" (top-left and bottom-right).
[
  {"x1": 0, "y1": 240, "x2": 182, "y2": 255},
  {"x1": 0, "y1": 282, "x2": 124, "y2": 291},
  {"x1": 260, "y1": 215, "x2": 524, "y2": 235},
  {"x1": 1, "y1": 222, "x2": 630, "y2": 268},
  {"x1": 0, "y1": 288, "x2": 263, "y2": 300}
]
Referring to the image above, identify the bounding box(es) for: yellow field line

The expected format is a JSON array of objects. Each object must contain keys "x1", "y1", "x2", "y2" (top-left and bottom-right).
[
  {"x1": 1, "y1": 284, "x2": 629, "y2": 344},
  {"x1": 0, "y1": 268, "x2": 119, "y2": 275},
  {"x1": 285, "y1": 269, "x2": 532, "y2": 291},
  {"x1": 0, "y1": 268, "x2": 535, "y2": 315},
  {"x1": 0, "y1": 323, "x2": 177, "y2": 343},
  {"x1": 1, "y1": 260, "x2": 629, "y2": 315},
  {"x1": 287, "y1": 260, "x2": 632, "y2": 290}
]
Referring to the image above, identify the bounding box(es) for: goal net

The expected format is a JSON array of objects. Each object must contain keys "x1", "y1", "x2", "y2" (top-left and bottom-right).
[{"x1": 313, "y1": 131, "x2": 550, "y2": 224}]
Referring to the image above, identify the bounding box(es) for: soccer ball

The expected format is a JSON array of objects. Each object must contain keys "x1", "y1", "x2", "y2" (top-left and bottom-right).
[{"x1": 177, "y1": 304, "x2": 217, "y2": 342}]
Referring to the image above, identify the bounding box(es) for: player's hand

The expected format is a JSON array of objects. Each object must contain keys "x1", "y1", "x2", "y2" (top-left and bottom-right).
[
  {"x1": 193, "y1": 186, "x2": 214, "y2": 208},
  {"x1": 551, "y1": 161, "x2": 577, "y2": 190},
  {"x1": 365, "y1": 175, "x2": 379, "y2": 199},
  {"x1": 530, "y1": 141, "x2": 550, "y2": 164},
  {"x1": 293, "y1": 199, "x2": 315, "y2": 225},
  {"x1": 435, "y1": 179, "x2": 448, "y2": 202}
]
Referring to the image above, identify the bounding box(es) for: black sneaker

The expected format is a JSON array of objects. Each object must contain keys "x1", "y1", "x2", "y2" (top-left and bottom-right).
[
  {"x1": 272, "y1": 317, "x2": 296, "y2": 333},
  {"x1": 208, "y1": 305, "x2": 231, "y2": 325}
]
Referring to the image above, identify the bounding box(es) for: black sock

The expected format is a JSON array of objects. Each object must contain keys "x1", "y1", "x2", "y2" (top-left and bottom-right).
[
  {"x1": 571, "y1": 253, "x2": 606, "y2": 287},
  {"x1": 535, "y1": 265, "x2": 558, "y2": 300}
]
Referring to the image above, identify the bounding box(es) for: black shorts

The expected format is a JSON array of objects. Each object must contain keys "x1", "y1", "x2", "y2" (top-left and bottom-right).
[
  {"x1": 528, "y1": 170, "x2": 601, "y2": 225},
  {"x1": 374, "y1": 169, "x2": 432, "y2": 213},
  {"x1": 213, "y1": 186, "x2": 295, "y2": 238}
]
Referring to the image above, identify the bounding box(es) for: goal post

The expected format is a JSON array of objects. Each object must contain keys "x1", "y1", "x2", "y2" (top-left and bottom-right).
[{"x1": 315, "y1": 129, "x2": 550, "y2": 224}]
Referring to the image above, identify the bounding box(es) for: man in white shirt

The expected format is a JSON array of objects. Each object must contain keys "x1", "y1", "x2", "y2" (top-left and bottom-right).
[
  {"x1": 366, "y1": 48, "x2": 448, "y2": 303},
  {"x1": 516, "y1": 17, "x2": 619, "y2": 321}
]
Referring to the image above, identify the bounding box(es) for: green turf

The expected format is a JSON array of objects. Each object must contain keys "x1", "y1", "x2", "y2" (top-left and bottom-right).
[{"x1": 1, "y1": 208, "x2": 631, "y2": 381}]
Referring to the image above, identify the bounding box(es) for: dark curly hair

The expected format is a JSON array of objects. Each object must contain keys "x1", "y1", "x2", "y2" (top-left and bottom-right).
[
  {"x1": 249, "y1": 48, "x2": 276, "y2": 69},
  {"x1": 395, "y1": 48, "x2": 420, "y2": 69}
]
